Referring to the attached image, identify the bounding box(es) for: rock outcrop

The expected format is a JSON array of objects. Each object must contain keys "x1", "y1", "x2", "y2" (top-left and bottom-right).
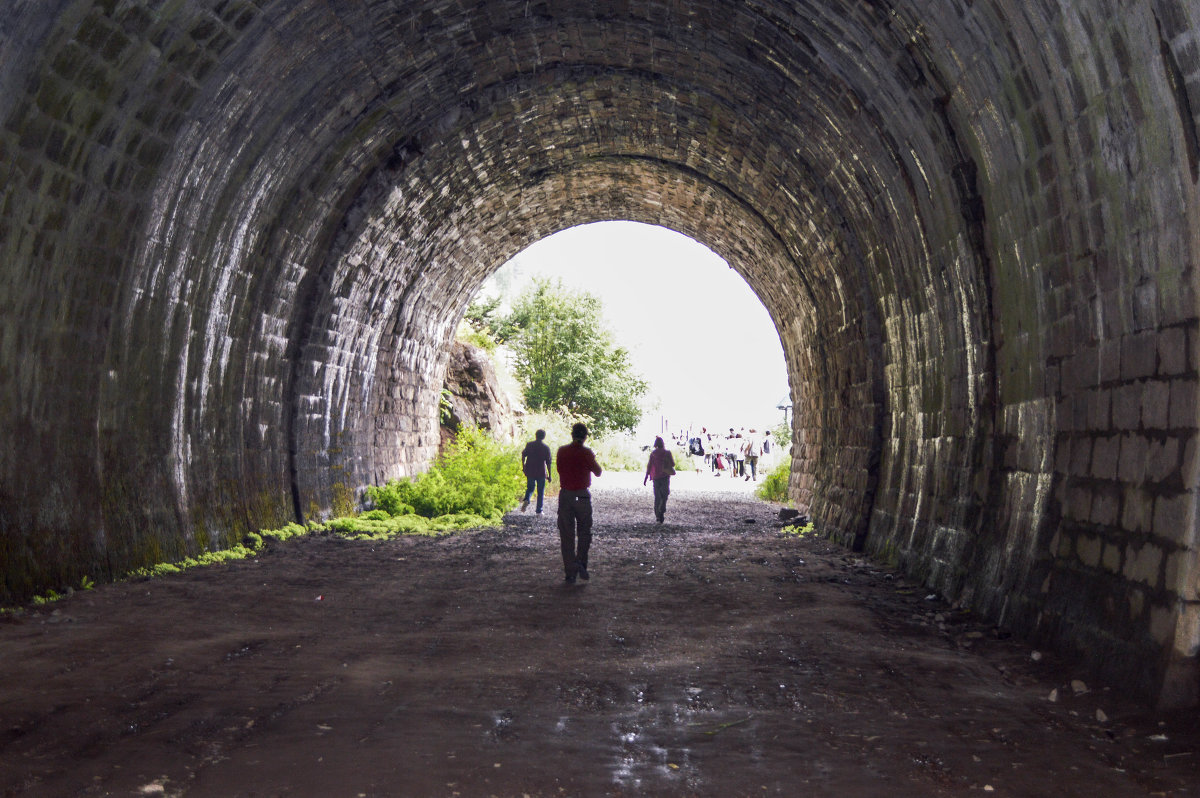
[{"x1": 439, "y1": 341, "x2": 518, "y2": 453}]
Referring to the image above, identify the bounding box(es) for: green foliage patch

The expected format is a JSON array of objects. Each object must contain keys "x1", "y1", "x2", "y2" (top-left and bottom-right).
[
  {"x1": 474, "y1": 277, "x2": 647, "y2": 435},
  {"x1": 781, "y1": 522, "x2": 816, "y2": 538},
  {"x1": 365, "y1": 425, "x2": 522, "y2": 521},
  {"x1": 126, "y1": 543, "x2": 260, "y2": 579},
  {"x1": 771, "y1": 419, "x2": 792, "y2": 448},
  {"x1": 325, "y1": 512, "x2": 486, "y2": 541},
  {"x1": 755, "y1": 459, "x2": 792, "y2": 503}
]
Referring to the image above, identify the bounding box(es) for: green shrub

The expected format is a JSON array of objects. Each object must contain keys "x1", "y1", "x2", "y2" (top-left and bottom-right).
[
  {"x1": 672, "y1": 451, "x2": 698, "y2": 473},
  {"x1": 456, "y1": 324, "x2": 498, "y2": 355},
  {"x1": 260, "y1": 522, "x2": 310, "y2": 544},
  {"x1": 366, "y1": 425, "x2": 522, "y2": 519},
  {"x1": 771, "y1": 419, "x2": 792, "y2": 448},
  {"x1": 755, "y1": 459, "x2": 791, "y2": 503},
  {"x1": 590, "y1": 434, "x2": 646, "y2": 472},
  {"x1": 518, "y1": 409, "x2": 585, "y2": 450}
]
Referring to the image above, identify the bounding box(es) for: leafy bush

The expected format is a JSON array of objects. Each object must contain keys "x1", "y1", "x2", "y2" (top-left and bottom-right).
[
  {"x1": 456, "y1": 320, "x2": 499, "y2": 354},
  {"x1": 518, "y1": 408, "x2": 584, "y2": 449},
  {"x1": 366, "y1": 425, "x2": 522, "y2": 520},
  {"x1": 755, "y1": 459, "x2": 791, "y2": 503},
  {"x1": 505, "y1": 277, "x2": 647, "y2": 434},
  {"x1": 771, "y1": 419, "x2": 792, "y2": 448},
  {"x1": 589, "y1": 433, "x2": 647, "y2": 472},
  {"x1": 672, "y1": 451, "x2": 699, "y2": 473}
]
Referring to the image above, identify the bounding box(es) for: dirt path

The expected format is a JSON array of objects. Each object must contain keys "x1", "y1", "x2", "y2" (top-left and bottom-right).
[{"x1": 2, "y1": 473, "x2": 1197, "y2": 797}]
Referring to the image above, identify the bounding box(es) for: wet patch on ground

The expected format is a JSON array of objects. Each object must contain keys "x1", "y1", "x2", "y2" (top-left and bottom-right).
[{"x1": 1, "y1": 475, "x2": 1197, "y2": 796}]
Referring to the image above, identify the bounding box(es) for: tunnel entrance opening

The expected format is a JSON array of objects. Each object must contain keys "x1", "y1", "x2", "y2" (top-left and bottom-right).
[{"x1": 468, "y1": 220, "x2": 791, "y2": 446}]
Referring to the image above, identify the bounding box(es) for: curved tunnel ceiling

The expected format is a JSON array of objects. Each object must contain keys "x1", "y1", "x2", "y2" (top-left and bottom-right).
[
  {"x1": 2, "y1": 1, "x2": 1199, "y2": 705},
  {"x1": 120, "y1": 0, "x2": 992, "y2": 514}
]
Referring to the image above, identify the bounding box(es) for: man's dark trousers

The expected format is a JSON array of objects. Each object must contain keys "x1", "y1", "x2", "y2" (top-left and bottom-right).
[{"x1": 557, "y1": 489, "x2": 593, "y2": 576}]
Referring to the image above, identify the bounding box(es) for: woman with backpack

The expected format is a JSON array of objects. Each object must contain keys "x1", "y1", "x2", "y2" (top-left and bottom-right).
[{"x1": 643, "y1": 436, "x2": 676, "y2": 524}]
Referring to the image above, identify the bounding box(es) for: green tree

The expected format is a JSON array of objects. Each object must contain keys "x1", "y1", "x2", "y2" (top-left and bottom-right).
[{"x1": 505, "y1": 278, "x2": 647, "y2": 434}]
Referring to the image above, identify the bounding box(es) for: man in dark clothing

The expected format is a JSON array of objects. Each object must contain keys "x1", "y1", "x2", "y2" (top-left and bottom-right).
[
  {"x1": 555, "y1": 422, "x2": 602, "y2": 583},
  {"x1": 520, "y1": 429, "x2": 553, "y2": 514}
]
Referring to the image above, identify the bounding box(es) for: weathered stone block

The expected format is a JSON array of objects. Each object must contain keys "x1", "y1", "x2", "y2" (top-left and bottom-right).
[
  {"x1": 1165, "y1": 551, "x2": 1199, "y2": 602},
  {"x1": 1077, "y1": 534, "x2": 1103, "y2": 568},
  {"x1": 1102, "y1": 542, "x2": 1122, "y2": 573},
  {"x1": 1118, "y1": 434, "x2": 1149, "y2": 483},
  {"x1": 1121, "y1": 332, "x2": 1158, "y2": 380},
  {"x1": 1143, "y1": 380, "x2": 1172, "y2": 429},
  {"x1": 1123, "y1": 486, "x2": 1154, "y2": 533},
  {"x1": 1151, "y1": 605, "x2": 1179, "y2": 644},
  {"x1": 1061, "y1": 350, "x2": 1089, "y2": 391},
  {"x1": 1133, "y1": 281, "x2": 1158, "y2": 331},
  {"x1": 1169, "y1": 379, "x2": 1197, "y2": 429},
  {"x1": 1099, "y1": 338, "x2": 1123, "y2": 383},
  {"x1": 1158, "y1": 326, "x2": 1188, "y2": 375},
  {"x1": 1091, "y1": 489, "x2": 1119, "y2": 525},
  {"x1": 1147, "y1": 438, "x2": 1180, "y2": 484},
  {"x1": 1153, "y1": 493, "x2": 1196, "y2": 547},
  {"x1": 1112, "y1": 383, "x2": 1142, "y2": 429},
  {"x1": 1129, "y1": 587, "x2": 1145, "y2": 620},
  {"x1": 1125, "y1": 543, "x2": 1164, "y2": 587},
  {"x1": 1070, "y1": 436, "x2": 1092, "y2": 476},
  {"x1": 1091, "y1": 435, "x2": 1120, "y2": 480},
  {"x1": 1087, "y1": 389, "x2": 1111, "y2": 431}
]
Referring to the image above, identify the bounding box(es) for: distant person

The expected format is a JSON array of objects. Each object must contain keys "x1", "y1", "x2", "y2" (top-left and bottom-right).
[
  {"x1": 519, "y1": 429, "x2": 552, "y2": 514},
  {"x1": 643, "y1": 436, "x2": 676, "y2": 524},
  {"x1": 555, "y1": 422, "x2": 602, "y2": 583},
  {"x1": 733, "y1": 433, "x2": 746, "y2": 478},
  {"x1": 743, "y1": 433, "x2": 761, "y2": 481}
]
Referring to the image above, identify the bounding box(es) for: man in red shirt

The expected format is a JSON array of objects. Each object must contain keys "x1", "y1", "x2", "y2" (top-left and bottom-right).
[{"x1": 555, "y1": 422, "x2": 603, "y2": 583}]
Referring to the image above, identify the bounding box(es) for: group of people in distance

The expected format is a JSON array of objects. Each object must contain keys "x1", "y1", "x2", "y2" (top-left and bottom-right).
[
  {"x1": 518, "y1": 423, "x2": 773, "y2": 585},
  {"x1": 679, "y1": 427, "x2": 773, "y2": 481}
]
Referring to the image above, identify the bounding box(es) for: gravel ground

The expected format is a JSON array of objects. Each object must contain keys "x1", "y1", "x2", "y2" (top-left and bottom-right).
[{"x1": 1, "y1": 474, "x2": 1197, "y2": 797}]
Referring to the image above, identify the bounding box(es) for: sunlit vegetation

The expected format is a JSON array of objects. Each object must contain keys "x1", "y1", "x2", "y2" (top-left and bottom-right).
[
  {"x1": 755, "y1": 459, "x2": 791, "y2": 503},
  {"x1": 781, "y1": 521, "x2": 816, "y2": 538},
  {"x1": 465, "y1": 278, "x2": 648, "y2": 435},
  {"x1": 362, "y1": 425, "x2": 522, "y2": 523},
  {"x1": 517, "y1": 409, "x2": 648, "y2": 473}
]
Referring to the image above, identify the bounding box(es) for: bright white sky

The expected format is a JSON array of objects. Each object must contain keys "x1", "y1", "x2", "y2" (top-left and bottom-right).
[{"x1": 480, "y1": 221, "x2": 791, "y2": 438}]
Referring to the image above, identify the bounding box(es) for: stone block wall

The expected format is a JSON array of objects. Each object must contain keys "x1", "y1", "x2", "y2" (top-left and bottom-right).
[{"x1": 0, "y1": 0, "x2": 1196, "y2": 706}]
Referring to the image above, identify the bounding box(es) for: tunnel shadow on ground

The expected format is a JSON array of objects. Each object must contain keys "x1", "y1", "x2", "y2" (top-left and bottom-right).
[{"x1": 0, "y1": 0, "x2": 1196, "y2": 709}]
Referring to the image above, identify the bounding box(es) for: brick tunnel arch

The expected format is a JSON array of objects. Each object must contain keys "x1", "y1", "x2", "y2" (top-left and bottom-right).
[{"x1": 1, "y1": 1, "x2": 1198, "y2": 706}]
